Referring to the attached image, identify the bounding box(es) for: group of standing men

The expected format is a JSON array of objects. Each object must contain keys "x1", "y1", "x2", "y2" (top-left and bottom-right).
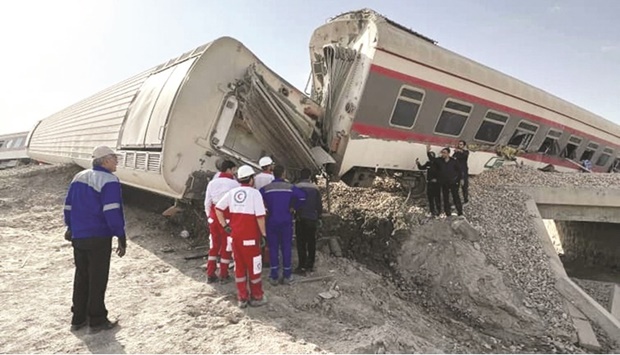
[
  {"x1": 416, "y1": 140, "x2": 470, "y2": 217},
  {"x1": 204, "y1": 157, "x2": 323, "y2": 308}
]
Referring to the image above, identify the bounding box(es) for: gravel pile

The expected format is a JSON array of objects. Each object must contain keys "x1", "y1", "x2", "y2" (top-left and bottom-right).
[
  {"x1": 478, "y1": 164, "x2": 620, "y2": 189},
  {"x1": 324, "y1": 165, "x2": 620, "y2": 349},
  {"x1": 465, "y1": 172, "x2": 574, "y2": 336},
  {"x1": 572, "y1": 278, "x2": 614, "y2": 311}
]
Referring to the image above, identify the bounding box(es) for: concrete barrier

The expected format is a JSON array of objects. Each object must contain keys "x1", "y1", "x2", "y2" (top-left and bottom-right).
[
  {"x1": 556, "y1": 276, "x2": 620, "y2": 346},
  {"x1": 522, "y1": 187, "x2": 620, "y2": 223}
]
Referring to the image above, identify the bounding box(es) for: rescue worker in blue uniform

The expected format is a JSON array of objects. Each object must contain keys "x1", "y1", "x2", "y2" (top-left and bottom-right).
[{"x1": 260, "y1": 165, "x2": 306, "y2": 285}]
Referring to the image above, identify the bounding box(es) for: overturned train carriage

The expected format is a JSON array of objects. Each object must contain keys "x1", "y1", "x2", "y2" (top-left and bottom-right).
[
  {"x1": 308, "y1": 9, "x2": 620, "y2": 189},
  {"x1": 27, "y1": 37, "x2": 327, "y2": 201},
  {"x1": 0, "y1": 131, "x2": 30, "y2": 169}
]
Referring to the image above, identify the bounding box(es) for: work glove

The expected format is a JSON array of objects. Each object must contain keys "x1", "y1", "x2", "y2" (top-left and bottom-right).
[
  {"x1": 224, "y1": 224, "x2": 232, "y2": 235},
  {"x1": 117, "y1": 236, "x2": 127, "y2": 258},
  {"x1": 64, "y1": 229, "x2": 72, "y2": 242},
  {"x1": 260, "y1": 236, "x2": 267, "y2": 249}
]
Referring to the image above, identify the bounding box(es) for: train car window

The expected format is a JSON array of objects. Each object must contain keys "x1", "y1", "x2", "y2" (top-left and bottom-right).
[
  {"x1": 14, "y1": 137, "x2": 24, "y2": 148},
  {"x1": 537, "y1": 129, "x2": 562, "y2": 155},
  {"x1": 560, "y1": 135, "x2": 582, "y2": 160},
  {"x1": 5, "y1": 140, "x2": 14, "y2": 149},
  {"x1": 0, "y1": 140, "x2": 4, "y2": 148},
  {"x1": 474, "y1": 110, "x2": 509, "y2": 143},
  {"x1": 389, "y1": 86, "x2": 425, "y2": 129},
  {"x1": 390, "y1": 86, "x2": 424, "y2": 128},
  {"x1": 507, "y1": 121, "x2": 538, "y2": 150},
  {"x1": 596, "y1": 147, "x2": 614, "y2": 166},
  {"x1": 580, "y1": 142, "x2": 599, "y2": 161},
  {"x1": 434, "y1": 99, "x2": 472, "y2": 136},
  {"x1": 610, "y1": 158, "x2": 620, "y2": 173},
  {"x1": 596, "y1": 153, "x2": 611, "y2": 166}
]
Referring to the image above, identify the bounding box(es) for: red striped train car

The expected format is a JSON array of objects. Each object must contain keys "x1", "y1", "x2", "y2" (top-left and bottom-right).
[{"x1": 308, "y1": 9, "x2": 620, "y2": 190}]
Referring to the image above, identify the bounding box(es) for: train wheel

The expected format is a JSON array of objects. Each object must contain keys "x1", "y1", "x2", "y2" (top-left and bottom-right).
[{"x1": 397, "y1": 172, "x2": 426, "y2": 200}]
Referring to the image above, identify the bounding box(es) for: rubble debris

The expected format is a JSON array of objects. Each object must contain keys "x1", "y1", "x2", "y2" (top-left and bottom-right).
[{"x1": 6, "y1": 162, "x2": 620, "y2": 353}]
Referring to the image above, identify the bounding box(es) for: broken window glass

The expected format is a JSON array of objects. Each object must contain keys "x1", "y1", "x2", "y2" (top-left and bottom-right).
[
  {"x1": 434, "y1": 99, "x2": 472, "y2": 136},
  {"x1": 507, "y1": 121, "x2": 538, "y2": 150},
  {"x1": 561, "y1": 136, "x2": 582, "y2": 160},
  {"x1": 580, "y1": 142, "x2": 599, "y2": 161},
  {"x1": 580, "y1": 149, "x2": 595, "y2": 161},
  {"x1": 538, "y1": 129, "x2": 562, "y2": 155},
  {"x1": 610, "y1": 158, "x2": 620, "y2": 173},
  {"x1": 538, "y1": 137, "x2": 560, "y2": 155},
  {"x1": 389, "y1": 87, "x2": 424, "y2": 128}
]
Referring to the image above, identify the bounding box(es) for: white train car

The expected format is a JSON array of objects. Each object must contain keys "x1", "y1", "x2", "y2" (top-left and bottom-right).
[
  {"x1": 307, "y1": 9, "x2": 620, "y2": 188},
  {"x1": 0, "y1": 131, "x2": 30, "y2": 169},
  {"x1": 27, "y1": 37, "x2": 325, "y2": 200}
]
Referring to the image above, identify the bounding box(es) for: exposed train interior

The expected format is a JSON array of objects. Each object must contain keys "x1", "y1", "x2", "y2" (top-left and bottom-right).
[{"x1": 212, "y1": 64, "x2": 330, "y2": 179}]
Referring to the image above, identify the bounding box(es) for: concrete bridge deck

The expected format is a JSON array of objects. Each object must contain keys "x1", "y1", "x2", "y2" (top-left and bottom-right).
[{"x1": 522, "y1": 187, "x2": 620, "y2": 223}]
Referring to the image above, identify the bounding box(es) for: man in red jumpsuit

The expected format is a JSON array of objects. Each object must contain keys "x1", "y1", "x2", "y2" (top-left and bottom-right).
[
  {"x1": 204, "y1": 160, "x2": 239, "y2": 283},
  {"x1": 215, "y1": 165, "x2": 268, "y2": 308}
]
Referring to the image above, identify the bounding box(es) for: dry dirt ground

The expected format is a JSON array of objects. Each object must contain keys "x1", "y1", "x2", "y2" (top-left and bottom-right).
[{"x1": 0, "y1": 163, "x2": 605, "y2": 353}]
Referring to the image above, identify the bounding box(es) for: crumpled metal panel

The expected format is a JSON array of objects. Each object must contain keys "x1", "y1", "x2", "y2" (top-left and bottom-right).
[{"x1": 235, "y1": 66, "x2": 321, "y2": 171}]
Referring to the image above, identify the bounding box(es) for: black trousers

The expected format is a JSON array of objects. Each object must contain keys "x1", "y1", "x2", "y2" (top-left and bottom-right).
[
  {"x1": 71, "y1": 237, "x2": 112, "y2": 326},
  {"x1": 461, "y1": 172, "x2": 469, "y2": 203},
  {"x1": 442, "y1": 182, "x2": 463, "y2": 216},
  {"x1": 295, "y1": 218, "x2": 318, "y2": 270},
  {"x1": 426, "y1": 181, "x2": 442, "y2": 216}
]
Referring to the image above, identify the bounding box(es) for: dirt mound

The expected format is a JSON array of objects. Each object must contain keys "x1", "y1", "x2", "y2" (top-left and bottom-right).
[
  {"x1": 396, "y1": 220, "x2": 541, "y2": 335},
  {"x1": 3, "y1": 163, "x2": 613, "y2": 353}
]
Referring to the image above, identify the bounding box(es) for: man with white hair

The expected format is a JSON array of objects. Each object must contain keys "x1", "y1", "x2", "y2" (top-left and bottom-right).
[
  {"x1": 253, "y1": 156, "x2": 275, "y2": 190},
  {"x1": 63, "y1": 145, "x2": 126, "y2": 332}
]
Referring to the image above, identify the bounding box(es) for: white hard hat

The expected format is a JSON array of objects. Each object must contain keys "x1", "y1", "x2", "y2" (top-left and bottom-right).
[
  {"x1": 237, "y1": 165, "x2": 255, "y2": 179},
  {"x1": 92, "y1": 146, "x2": 116, "y2": 159},
  {"x1": 258, "y1": 156, "x2": 274, "y2": 167}
]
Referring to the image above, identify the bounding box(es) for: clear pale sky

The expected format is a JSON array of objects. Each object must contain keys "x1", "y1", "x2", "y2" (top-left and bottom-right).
[{"x1": 0, "y1": 0, "x2": 618, "y2": 135}]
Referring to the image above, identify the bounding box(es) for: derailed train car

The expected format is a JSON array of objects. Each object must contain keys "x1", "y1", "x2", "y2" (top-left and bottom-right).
[
  {"x1": 27, "y1": 37, "x2": 327, "y2": 200},
  {"x1": 0, "y1": 131, "x2": 30, "y2": 169},
  {"x1": 28, "y1": 9, "x2": 620, "y2": 200},
  {"x1": 307, "y1": 9, "x2": 620, "y2": 189}
]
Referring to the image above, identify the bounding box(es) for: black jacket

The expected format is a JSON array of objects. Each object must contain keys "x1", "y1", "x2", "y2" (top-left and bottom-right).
[
  {"x1": 453, "y1": 149, "x2": 470, "y2": 177},
  {"x1": 416, "y1": 152, "x2": 440, "y2": 182},
  {"x1": 437, "y1": 157, "x2": 461, "y2": 184}
]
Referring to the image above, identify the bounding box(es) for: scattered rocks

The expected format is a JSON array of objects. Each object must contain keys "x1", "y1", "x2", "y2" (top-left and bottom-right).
[
  {"x1": 322, "y1": 165, "x2": 620, "y2": 352},
  {"x1": 572, "y1": 278, "x2": 614, "y2": 311}
]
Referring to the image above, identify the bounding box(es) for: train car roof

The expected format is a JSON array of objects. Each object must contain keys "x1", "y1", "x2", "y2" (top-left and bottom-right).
[
  {"x1": 328, "y1": 9, "x2": 620, "y2": 140},
  {"x1": 0, "y1": 131, "x2": 29, "y2": 140}
]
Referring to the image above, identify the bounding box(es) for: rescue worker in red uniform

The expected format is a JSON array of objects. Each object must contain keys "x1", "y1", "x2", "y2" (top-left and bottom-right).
[
  {"x1": 215, "y1": 165, "x2": 268, "y2": 308},
  {"x1": 204, "y1": 160, "x2": 240, "y2": 283}
]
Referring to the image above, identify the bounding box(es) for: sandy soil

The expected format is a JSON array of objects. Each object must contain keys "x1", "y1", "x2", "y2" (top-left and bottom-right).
[
  {"x1": 0, "y1": 165, "x2": 448, "y2": 353},
  {"x1": 0, "y1": 164, "x2": 598, "y2": 353}
]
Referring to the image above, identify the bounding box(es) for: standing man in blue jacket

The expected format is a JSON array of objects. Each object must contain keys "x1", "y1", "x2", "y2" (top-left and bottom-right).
[
  {"x1": 260, "y1": 165, "x2": 306, "y2": 285},
  {"x1": 294, "y1": 168, "x2": 323, "y2": 275},
  {"x1": 63, "y1": 146, "x2": 126, "y2": 332}
]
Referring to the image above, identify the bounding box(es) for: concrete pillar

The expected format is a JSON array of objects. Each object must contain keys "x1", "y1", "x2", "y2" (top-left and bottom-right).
[{"x1": 556, "y1": 221, "x2": 620, "y2": 268}]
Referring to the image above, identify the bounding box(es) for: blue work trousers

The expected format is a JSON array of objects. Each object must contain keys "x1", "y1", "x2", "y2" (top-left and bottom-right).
[{"x1": 267, "y1": 222, "x2": 293, "y2": 280}]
